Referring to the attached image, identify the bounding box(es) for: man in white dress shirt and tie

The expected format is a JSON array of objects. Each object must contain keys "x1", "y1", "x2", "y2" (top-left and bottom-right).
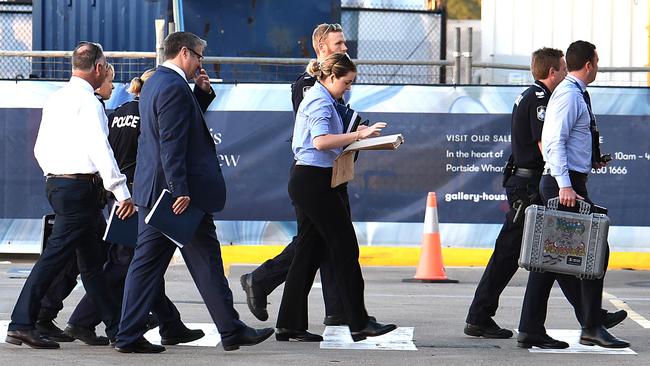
[{"x1": 5, "y1": 41, "x2": 135, "y2": 349}]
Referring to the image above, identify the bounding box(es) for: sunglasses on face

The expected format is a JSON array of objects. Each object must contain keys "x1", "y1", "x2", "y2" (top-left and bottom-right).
[{"x1": 318, "y1": 23, "x2": 343, "y2": 45}]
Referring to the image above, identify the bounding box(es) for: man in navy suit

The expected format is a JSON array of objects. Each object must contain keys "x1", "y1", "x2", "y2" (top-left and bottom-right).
[{"x1": 115, "y1": 31, "x2": 273, "y2": 353}]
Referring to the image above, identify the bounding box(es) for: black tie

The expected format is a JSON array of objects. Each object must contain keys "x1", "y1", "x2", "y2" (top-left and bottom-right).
[{"x1": 582, "y1": 90, "x2": 602, "y2": 162}]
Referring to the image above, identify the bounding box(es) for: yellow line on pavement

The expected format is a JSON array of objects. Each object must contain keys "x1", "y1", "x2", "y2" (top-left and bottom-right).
[
  {"x1": 219, "y1": 246, "x2": 650, "y2": 270},
  {"x1": 603, "y1": 291, "x2": 650, "y2": 329}
]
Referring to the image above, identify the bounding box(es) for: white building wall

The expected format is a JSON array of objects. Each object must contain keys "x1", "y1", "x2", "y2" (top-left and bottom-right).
[{"x1": 481, "y1": 0, "x2": 649, "y2": 85}]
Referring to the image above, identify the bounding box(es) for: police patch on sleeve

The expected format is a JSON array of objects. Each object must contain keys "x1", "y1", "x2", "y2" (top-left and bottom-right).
[{"x1": 536, "y1": 106, "x2": 546, "y2": 121}]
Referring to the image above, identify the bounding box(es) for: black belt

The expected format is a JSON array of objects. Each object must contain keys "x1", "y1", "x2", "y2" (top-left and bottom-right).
[
  {"x1": 513, "y1": 167, "x2": 542, "y2": 178},
  {"x1": 47, "y1": 173, "x2": 97, "y2": 181}
]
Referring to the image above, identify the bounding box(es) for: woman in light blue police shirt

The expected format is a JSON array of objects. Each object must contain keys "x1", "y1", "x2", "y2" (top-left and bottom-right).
[{"x1": 275, "y1": 53, "x2": 397, "y2": 342}]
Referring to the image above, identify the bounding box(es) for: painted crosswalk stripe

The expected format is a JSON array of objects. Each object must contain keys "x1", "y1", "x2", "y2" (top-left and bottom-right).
[
  {"x1": 144, "y1": 323, "x2": 221, "y2": 347},
  {"x1": 320, "y1": 326, "x2": 416, "y2": 351},
  {"x1": 603, "y1": 291, "x2": 650, "y2": 329},
  {"x1": 525, "y1": 329, "x2": 635, "y2": 355}
]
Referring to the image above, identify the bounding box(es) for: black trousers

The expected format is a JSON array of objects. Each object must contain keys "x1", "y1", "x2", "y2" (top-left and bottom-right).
[
  {"x1": 466, "y1": 175, "x2": 586, "y2": 327},
  {"x1": 518, "y1": 171, "x2": 608, "y2": 333},
  {"x1": 68, "y1": 243, "x2": 184, "y2": 336},
  {"x1": 9, "y1": 178, "x2": 120, "y2": 338},
  {"x1": 37, "y1": 252, "x2": 79, "y2": 323},
  {"x1": 276, "y1": 165, "x2": 369, "y2": 331},
  {"x1": 251, "y1": 241, "x2": 342, "y2": 316}
]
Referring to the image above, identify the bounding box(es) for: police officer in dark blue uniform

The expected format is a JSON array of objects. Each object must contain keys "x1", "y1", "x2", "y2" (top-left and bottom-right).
[{"x1": 464, "y1": 48, "x2": 625, "y2": 348}]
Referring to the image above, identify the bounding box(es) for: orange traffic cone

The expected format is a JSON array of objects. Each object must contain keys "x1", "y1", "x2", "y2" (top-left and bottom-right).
[{"x1": 403, "y1": 192, "x2": 458, "y2": 283}]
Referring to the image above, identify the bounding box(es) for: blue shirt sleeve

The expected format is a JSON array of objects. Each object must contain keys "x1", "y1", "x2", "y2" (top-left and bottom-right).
[
  {"x1": 304, "y1": 98, "x2": 332, "y2": 140},
  {"x1": 543, "y1": 88, "x2": 579, "y2": 188}
]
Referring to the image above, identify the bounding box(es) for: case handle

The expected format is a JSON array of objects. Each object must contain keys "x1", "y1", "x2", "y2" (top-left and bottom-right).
[{"x1": 547, "y1": 197, "x2": 591, "y2": 215}]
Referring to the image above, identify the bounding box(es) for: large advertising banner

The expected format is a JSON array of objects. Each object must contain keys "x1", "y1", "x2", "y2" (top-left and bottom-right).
[{"x1": 1, "y1": 81, "x2": 649, "y2": 252}]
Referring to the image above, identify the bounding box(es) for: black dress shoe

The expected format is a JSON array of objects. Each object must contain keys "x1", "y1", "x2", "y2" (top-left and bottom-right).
[
  {"x1": 324, "y1": 315, "x2": 377, "y2": 326},
  {"x1": 161, "y1": 327, "x2": 205, "y2": 345},
  {"x1": 115, "y1": 337, "x2": 166, "y2": 353},
  {"x1": 5, "y1": 329, "x2": 60, "y2": 349},
  {"x1": 221, "y1": 326, "x2": 274, "y2": 351},
  {"x1": 64, "y1": 324, "x2": 109, "y2": 345},
  {"x1": 580, "y1": 326, "x2": 629, "y2": 348},
  {"x1": 275, "y1": 328, "x2": 323, "y2": 342},
  {"x1": 464, "y1": 322, "x2": 513, "y2": 339},
  {"x1": 35, "y1": 320, "x2": 75, "y2": 342},
  {"x1": 240, "y1": 273, "x2": 269, "y2": 321},
  {"x1": 516, "y1": 332, "x2": 569, "y2": 349},
  {"x1": 603, "y1": 310, "x2": 627, "y2": 329},
  {"x1": 350, "y1": 319, "x2": 397, "y2": 342}
]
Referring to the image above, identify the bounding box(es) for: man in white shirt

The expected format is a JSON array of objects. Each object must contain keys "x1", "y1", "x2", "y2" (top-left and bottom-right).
[{"x1": 5, "y1": 41, "x2": 134, "y2": 349}]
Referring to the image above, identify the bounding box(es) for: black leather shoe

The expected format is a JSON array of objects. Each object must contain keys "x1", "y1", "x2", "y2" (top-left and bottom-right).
[
  {"x1": 115, "y1": 337, "x2": 166, "y2": 353},
  {"x1": 275, "y1": 328, "x2": 323, "y2": 342},
  {"x1": 221, "y1": 326, "x2": 274, "y2": 351},
  {"x1": 603, "y1": 310, "x2": 627, "y2": 329},
  {"x1": 517, "y1": 332, "x2": 569, "y2": 349},
  {"x1": 35, "y1": 320, "x2": 75, "y2": 342},
  {"x1": 240, "y1": 273, "x2": 269, "y2": 321},
  {"x1": 350, "y1": 319, "x2": 397, "y2": 342},
  {"x1": 464, "y1": 322, "x2": 513, "y2": 339},
  {"x1": 161, "y1": 327, "x2": 205, "y2": 345},
  {"x1": 5, "y1": 329, "x2": 60, "y2": 349},
  {"x1": 323, "y1": 314, "x2": 346, "y2": 326},
  {"x1": 580, "y1": 326, "x2": 629, "y2": 348},
  {"x1": 324, "y1": 315, "x2": 377, "y2": 326},
  {"x1": 64, "y1": 324, "x2": 109, "y2": 346}
]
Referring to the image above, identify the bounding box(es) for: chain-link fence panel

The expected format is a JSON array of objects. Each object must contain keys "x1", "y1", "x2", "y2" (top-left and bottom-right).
[
  {"x1": 0, "y1": 1, "x2": 32, "y2": 79},
  {"x1": 0, "y1": 55, "x2": 157, "y2": 82},
  {"x1": 342, "y1": 4, "x2": 446, "y2": 84}
]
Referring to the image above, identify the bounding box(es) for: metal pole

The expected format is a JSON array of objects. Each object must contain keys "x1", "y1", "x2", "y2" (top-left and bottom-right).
[
  {"x1": 155, "y1": 19, "x2": 166, "y2": 66},
  {"x1": 454, "y1": 27, "x2": 461, "y2": 84},
  {"x1": 465, "y1": 27, "x2": 473, "y2": 84},
  {"x1": 438, "y1": 6, "x2": 447, "y2": 84}
]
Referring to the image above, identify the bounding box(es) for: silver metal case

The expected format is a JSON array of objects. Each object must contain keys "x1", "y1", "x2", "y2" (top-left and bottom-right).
[{"x1": 519, "y1": 198, "x2": 609, "y2": 280}]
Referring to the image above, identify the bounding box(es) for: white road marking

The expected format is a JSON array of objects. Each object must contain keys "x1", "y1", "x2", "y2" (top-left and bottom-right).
[
  {"x1": 0, "y1": 320, "x2": 7, "y2": 343},
  {"x1": 0, "y1": 321, "x2": 221, "y2": 347},
  {"x1": 320, "y1": 326, "x2": 416, "y2": 351},
  {"x1": 526, "y1": 329, "x2": 635, "y2": 354},
  {"x1": 603, "y1": 291, "x2": 650, "y2": 329},
  {"x1": 144, "y1": 322, "x2": 221, "y2": 347}
]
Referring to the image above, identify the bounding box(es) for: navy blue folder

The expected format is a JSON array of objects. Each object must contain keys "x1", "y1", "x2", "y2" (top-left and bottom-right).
[
  {"x1": 144, "y1": 189, "x2": 204, "y2": 248},
  {"x1": 103, "y1": 204, "x2": 138, "y2": 248},
  {"x1": 334, "y1": 102, "x2": 365, "y2": 133}
]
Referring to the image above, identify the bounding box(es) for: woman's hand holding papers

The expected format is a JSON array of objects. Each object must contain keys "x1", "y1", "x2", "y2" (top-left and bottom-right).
[{"x1": 357, "y1": 122, "x2": 387, "y2": 140}]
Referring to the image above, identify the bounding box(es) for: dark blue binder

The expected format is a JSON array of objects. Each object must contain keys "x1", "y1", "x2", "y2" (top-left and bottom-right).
[
  {"x1": 103, "y1": 204, "x2": 138, "y2": 248},
  {"x1": 144, "y1": 189, "x2": 204, "y2": 248},
  {"x1": 334, "y1": 102, "x2": 368, "y2": 133}
]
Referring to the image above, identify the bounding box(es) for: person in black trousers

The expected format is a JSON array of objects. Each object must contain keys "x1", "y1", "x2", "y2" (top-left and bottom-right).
[
  {"x1": 464, "y1": 48, "x2": 625, "y2": 348},
  {"x1": 274, "y1": 52, "x2": 396, "y2": 343},
  {"x1": 31, "y1": 63, "x2": 120, "y2": 344},
  {"x1": 6, "y1": 42, "x2": 135, "y2": 349},
  {"x1": 240, "y1": 23, "x2": 349, "y2": 325},
  {"x1": 518, "y1": 40, "x2": 629, "y2": 349}
]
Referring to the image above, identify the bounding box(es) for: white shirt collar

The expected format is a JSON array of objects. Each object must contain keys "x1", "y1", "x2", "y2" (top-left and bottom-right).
[
  {"x1": 69, "y1": 75, "x2": 95, "y2": 93},
  {"x1": 162, "y1": 61, "x2": 189, "y2": 84}
]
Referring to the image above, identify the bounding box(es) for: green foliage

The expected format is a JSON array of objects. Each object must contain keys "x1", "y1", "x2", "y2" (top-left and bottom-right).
[{"x1": 447, "y1": 0, "x2": 481, "y2": 20}]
